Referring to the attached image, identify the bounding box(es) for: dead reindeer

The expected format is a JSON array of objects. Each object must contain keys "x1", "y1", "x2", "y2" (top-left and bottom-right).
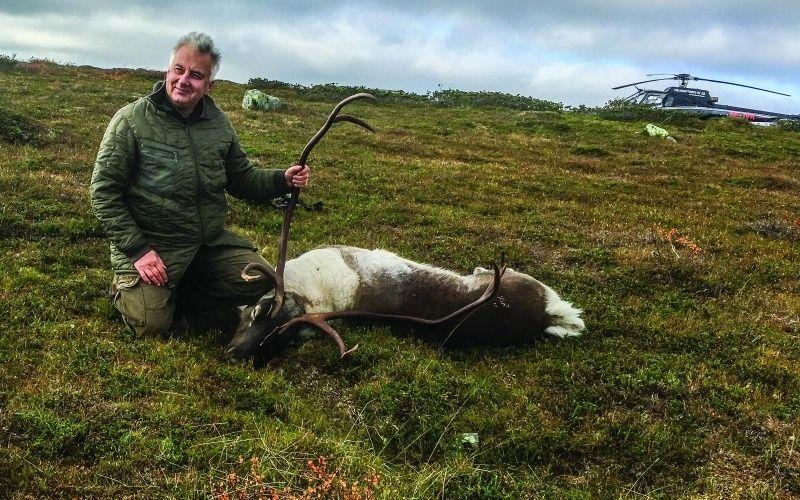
[
  {"x1": 225, "y1": 245, "x2": 585, "y2": 361},
  {"x1": 223, "y1": 94, "x2": 583, "y2": 362}
]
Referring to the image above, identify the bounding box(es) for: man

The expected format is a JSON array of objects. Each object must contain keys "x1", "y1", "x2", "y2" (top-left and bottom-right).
[{"x1": 91, "y1": 32, "x2": 308, "y2": 337}]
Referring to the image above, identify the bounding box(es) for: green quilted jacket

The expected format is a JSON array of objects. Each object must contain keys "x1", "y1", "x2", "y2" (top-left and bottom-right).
[{"x1": 90, "y1": 82, "x2": 288, "y2": 280}]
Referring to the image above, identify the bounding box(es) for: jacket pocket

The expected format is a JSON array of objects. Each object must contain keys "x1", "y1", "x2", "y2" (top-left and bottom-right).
[
  {"x1": 116, "y1": 274, "x2": 141, "y2": 290},
  {"x1": 202, "y1": 159, "x2": 228, "y2": 194},
  {"x1": 138, "y1": 139, "x2": 182, "y2": 196},
  {"x1": 112, "y1": 273, "x2": 145, "y2": 327}
]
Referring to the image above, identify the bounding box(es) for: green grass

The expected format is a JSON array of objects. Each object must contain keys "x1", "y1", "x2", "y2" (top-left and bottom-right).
[{"x1": 1, "y1": 57, "x2": 799, "y2": 498}]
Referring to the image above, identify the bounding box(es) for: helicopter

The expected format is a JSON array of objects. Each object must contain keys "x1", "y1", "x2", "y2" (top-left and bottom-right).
[{"x1": 613, "y1": 73, "x2": 798, "y2": 123}]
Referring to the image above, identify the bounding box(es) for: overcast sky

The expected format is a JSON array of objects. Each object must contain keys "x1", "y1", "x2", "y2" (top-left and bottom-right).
[{"x1": 1, "y1": 1, "x2": 798, "y2": 113}]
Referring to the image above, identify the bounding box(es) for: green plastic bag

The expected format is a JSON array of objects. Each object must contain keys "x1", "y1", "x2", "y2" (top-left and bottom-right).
[{"x1": 645, "y1": 123, "x2": 676, "y2": 142}]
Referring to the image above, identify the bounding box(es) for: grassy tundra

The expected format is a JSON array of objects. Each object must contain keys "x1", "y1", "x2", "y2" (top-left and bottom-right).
[{"x1": 0, "y1": 57, "x2": 798, "y2": 498}]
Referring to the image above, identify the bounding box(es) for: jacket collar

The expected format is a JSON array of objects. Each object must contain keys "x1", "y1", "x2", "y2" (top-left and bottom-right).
[{"x1": 147, "y1": 80, "x2": 220, "y2": 123}]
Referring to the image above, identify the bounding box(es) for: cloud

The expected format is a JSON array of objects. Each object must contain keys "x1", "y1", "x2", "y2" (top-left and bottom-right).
[
  {"x1": 0, "y1": 7, "x2": 185, "y2": 70},
  {"x1": 0, "y1": 12, "x2": 89, "y2": 50},
  {"x1": 0, "y1": 1, "x2": 797, "y2": 112}
]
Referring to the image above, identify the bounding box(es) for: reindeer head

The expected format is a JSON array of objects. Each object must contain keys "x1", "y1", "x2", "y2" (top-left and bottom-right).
[{"x1": 226, "y1": 290, "x2": 307, "y2": 361}]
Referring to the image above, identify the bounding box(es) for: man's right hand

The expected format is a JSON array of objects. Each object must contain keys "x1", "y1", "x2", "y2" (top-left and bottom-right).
[{"x1": 134, "y1": 249, "x2": 168, "y2": 286}]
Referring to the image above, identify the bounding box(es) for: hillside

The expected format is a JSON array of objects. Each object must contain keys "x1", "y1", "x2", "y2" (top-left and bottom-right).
[{"x1": 1, "y1": 58, "x2": 798, "y2": 498}]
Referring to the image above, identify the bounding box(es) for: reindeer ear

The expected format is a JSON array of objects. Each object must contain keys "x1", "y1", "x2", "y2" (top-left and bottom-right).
[{"x1": 249, "y1": 290, "x2": 278, "y2": 321}]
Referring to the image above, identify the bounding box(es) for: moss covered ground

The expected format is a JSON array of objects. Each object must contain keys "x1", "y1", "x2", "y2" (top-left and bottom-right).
[{"x1": 1, "y1": 58, "x2": 798, "y2": 498}]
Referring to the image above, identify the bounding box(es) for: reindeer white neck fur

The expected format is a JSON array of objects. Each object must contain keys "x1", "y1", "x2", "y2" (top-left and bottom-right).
[{"x1": 226, "y1": 245, "x2": 584, "y2": 361}]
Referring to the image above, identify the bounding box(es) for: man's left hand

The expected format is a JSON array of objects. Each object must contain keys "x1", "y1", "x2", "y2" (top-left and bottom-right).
[{"x1": 284, "y1": 164, "x2": 310, "y2": 189}]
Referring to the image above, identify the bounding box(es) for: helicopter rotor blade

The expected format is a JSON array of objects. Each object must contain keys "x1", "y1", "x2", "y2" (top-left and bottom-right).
[
  {"x1": 692, "y1": 77, "x2": 790, "y2": 97},
  {"x1": 612, "y1": 77, "x2": 674, "y2": 90}
]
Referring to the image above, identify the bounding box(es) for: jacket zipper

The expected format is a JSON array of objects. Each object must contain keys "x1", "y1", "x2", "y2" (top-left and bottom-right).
[
  {"x1": 185, "y1": 125, "x2": 206, "y2": 243},
  {"x1": 143, "y1": 146, "x2": 179, "y2": 164}
]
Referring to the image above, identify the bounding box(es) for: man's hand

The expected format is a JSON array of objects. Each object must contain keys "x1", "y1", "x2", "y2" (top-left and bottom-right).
[
  {"x1": 284, "y1": 164, "x2": 310, "y2": 189},
  {"x1": 134, "y1": 249, "x2": 168, "y2": 286}
]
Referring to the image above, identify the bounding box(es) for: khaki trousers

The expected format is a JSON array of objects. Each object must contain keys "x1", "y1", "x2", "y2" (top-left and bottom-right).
[{"x1": 111, "y1": 246, "x2": 275, "y2": 336}]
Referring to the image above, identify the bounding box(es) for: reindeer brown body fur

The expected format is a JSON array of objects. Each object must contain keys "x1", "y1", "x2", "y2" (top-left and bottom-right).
[{"x1": 226, "y1": 245, "x2": 584, "y2": 360}]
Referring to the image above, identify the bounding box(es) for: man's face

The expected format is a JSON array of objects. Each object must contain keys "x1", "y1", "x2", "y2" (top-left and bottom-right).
[{"x1": 165, "y1": 45, "x2": 214, "y2": 114}]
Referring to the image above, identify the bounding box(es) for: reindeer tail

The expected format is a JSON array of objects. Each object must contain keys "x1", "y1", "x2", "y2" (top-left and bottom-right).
[{"x1": 542, "y1": 286, "x2": 585, "y2": 338}]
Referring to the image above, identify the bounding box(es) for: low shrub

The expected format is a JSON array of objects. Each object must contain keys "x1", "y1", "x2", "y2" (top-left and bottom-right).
[
  {"x1": 0, "y1": 53, "x2": 17, "y2": 72},
  {"x1": 0, "y1": 105, "x2": 44, "y2": 145},
  {"x1": 776, "y1": 119, "x2": 800, "y2": 132},
  {"x1": 247, "y1": 78, "x2": 564, "y2": 111},
  {"x1": 248, "y1": 79, "x2": 427, "y2": 105},
  {"x1": 428, "y1": 89, "x2": 562, "y2": 111},
  {"x1": 574, "y1": 98, "x2": 710, "y2": 127}
]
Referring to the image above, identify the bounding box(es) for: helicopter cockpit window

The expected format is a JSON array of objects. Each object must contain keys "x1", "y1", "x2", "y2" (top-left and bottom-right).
[{"x1": 642, "y1": 93, "x2": 665, "y2": 105}]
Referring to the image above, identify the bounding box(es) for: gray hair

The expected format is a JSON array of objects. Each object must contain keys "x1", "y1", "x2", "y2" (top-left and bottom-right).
[{"x1": 170, "y1": 32, "x2": 221, "y2": 80}]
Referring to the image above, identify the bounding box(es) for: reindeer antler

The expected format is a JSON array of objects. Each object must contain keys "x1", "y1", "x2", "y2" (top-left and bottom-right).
[
  {"x1": 271, "y1": 93, "x2": 377, "y2": 317},
  {"x1": 271, "y1": 257, "x2": 508, "y2": 358},
  {"x1": 243, "y1": 95, "x2": 508, "y2": 360},
  {"x1": 241, "y1": 93, "x2": 377, "y2": 344}
]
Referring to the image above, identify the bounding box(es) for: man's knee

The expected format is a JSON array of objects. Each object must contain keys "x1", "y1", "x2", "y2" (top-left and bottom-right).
[
  {"x1": 127, "y1": 309, "x2": 173, "y2": 336},
  {"x1": 112, "y1": 274, "x2": 175, "y2": 336},
  {"x1": 185, "y1": 246, "x2": 276, "y2": 306}
]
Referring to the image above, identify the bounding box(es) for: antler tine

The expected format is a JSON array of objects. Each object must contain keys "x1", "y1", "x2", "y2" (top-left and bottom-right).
[
  {"x1": 241, "y1": 262, "x2": 279, "y2": 283},
  {"x1": 298, "y1": 93, "x2": 377, "y2": 165},
  {"x1": 273, "y1": 316, "x2": 359, "y2": 358},
  {"x1": 332, "y1": 115, "x2": 376, "y2": 132},
  {"x1": 268, "y1": 93, "x2": 377, "y2": 320},
  {"x1": 274, "y1": 255, "x2": 507, "y2": 357}
]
